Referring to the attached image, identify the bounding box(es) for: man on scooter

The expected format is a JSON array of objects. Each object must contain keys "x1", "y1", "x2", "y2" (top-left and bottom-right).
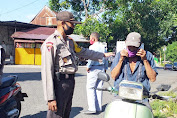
[{"x1": 110, "y1": 32, "x2": 158, "y2": 109}]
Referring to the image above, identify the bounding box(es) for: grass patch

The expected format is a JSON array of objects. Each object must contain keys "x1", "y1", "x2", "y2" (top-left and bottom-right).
[{"x1": 150, "y1": 91, "x2": 177, "y2": 118}]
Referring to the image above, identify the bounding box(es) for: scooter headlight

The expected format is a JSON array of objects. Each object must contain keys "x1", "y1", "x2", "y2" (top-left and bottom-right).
[{"x1": 119, "y1": 80, "x2": 143, "y2": 101}]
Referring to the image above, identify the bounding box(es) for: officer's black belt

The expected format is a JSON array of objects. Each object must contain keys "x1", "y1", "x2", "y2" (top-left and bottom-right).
[
  {"x1": 59, "y1": 73, "x2": 75, "y2": 79},
  {"x1": 55, "y1": 72, "x2": 74, "y2": 81}
]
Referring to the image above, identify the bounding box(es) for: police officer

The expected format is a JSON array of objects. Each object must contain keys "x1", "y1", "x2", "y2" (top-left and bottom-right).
[{"x1": 41, "y1": 11, "x2": 114, "y2": 118}]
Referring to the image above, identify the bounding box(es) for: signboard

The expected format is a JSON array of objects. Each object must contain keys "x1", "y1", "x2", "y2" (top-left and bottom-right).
[
  {"x1": 116, "y1": 41, "x2": 126, "y2": 53},
  {"x1": 163, "y1": 46, "x2": 167, "y2": 51}
]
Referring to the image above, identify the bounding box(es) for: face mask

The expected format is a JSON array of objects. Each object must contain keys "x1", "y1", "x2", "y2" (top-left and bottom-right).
[
  {"x1": 128, "y1": 49, "x2": 137, "y2": 57},
  {"x1": 90, "y1": 40, "x2": 94, "y2": 45},
  {"x1": 63, "y1": 23, "x2": 74, "y2": 35}
]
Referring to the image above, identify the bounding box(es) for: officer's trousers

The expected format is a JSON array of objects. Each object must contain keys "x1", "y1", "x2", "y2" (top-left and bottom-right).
[
  {"x1": 47, "y1": 74, "x2": 75, "y2": 118},
  {"x1": 86, "y1": 65, "x2": 104, "y2": 112}
]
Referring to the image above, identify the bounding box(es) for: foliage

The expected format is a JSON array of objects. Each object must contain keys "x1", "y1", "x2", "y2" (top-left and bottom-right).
[
  {"x1": 155, "y1": 46, "x2": 166, "y2": 64},
  {"x1": 102, "y1": 0, "x2": 177, "y2": 52},
  {"x1": 74, "y1": 18, "x2": 113, "y2": 43},
  {"x1": 166, "y1": 41, "x2": 177, "y2": 62},
  {"x1": 150, "y1": 91, "x2": 177, "y2": 118},
  {"x1": 158, "y1": 91, "x2": 177, "y2": 98},
  {"x1": 49, "y1": 0, "x2": 103, "y2": 21},
  {"x1": 48, "y1": 0, "x2": 177, "y2": 54},
  {"x1": 168, "y1": 26, "x2": 177, "y2": 44}
]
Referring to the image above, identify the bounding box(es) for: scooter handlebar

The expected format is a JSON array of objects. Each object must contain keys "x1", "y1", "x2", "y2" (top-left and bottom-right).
[
  {"x1": 150, "y1": 94, "x2": 170, "y2": 100},
  {"x1": 94, "y1": 87, "x2": 119, "y2": 95},
  {"x1": 94, "y1": 88, "x2": 110, "y2": 91}
]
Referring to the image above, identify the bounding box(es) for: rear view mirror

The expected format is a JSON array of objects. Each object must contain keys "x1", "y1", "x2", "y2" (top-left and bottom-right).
[
  {"x1": 98, "y1": 72, "x2": 110, "y2": 82},
  {"x1": 156, "y1": 84, "x2": 171, "y2": 91}
]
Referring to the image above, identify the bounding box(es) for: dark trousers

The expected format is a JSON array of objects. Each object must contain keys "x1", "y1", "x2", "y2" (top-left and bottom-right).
[{"x1": 47, "y1": 74, "x2": 75, "y2": 118}]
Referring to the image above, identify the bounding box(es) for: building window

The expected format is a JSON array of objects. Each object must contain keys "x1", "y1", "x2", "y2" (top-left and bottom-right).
[{"x1": 16, "y1": 42, "x2": 42, "y2": 48}]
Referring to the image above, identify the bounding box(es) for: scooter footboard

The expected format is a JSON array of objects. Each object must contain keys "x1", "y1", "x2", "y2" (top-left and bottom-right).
[
  {"x1": 15, "y1": 91, "x2": 28, "y2": 101},
  {"x1": 104, "y1": 100, "x2": 153, "y2": 118}
]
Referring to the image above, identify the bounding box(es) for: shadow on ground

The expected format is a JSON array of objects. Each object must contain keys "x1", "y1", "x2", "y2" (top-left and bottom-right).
[
  {"x1": 19, "y1": 98, "x2": 107, "y2": 118},
  {"x1": 21, "y1": 107, "x2": 84, "y2": 118},
  {"x1": 156, "y1": 67, "x2": 163, "y2": 69},
  {"x1": 21, "y1": 111, "x2": 47, "y2": 118},
  {"x1": 70, "y1": 104, "x2": 108, "y2": 117},
  {"x1": 2, "y1": 72, "x2": 85, "y2": 81},
  {"x1": 70, "y1": 107, "x2": 83, "y2": 118},
  {"x1": 2, "y1": 72, "x2": 41, "y2": 81}
]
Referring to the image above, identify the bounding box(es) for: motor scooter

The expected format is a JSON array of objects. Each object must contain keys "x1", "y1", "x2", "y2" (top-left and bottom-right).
[
  {"x1": 0, "y1": 75, "x2": 28, "y2": 118},
  {"x1": 96, "y1": 72, "x2": 171, "y2": 118}
]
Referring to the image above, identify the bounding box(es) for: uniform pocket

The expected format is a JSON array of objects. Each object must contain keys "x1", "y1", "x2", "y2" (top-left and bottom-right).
[
  {"x1": 59, "y1": 48, "x2": 71, "y2": 58},
  {"x1": 58, "y1": 48, "x2": 72, "y2": 66},
  {"x1": 58, "y1": 48, "x2": 77, "y2": 74},
  {"x1": 61, "y1": 56, "x2": 73, "y2": 66}
]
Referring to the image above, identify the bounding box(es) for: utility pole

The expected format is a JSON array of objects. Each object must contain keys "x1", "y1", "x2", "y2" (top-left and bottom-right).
[
  {"x1": 163, "y1": 46, "x2": 167, "y2": 64},
  {"x1": 158, "y1": 49, "x2": 161, "y2": 64}
]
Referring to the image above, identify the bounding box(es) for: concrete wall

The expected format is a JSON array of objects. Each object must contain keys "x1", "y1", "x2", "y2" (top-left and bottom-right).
[
  {"x1": 0, "y1": 26, "x2": 15, "y2": 57},
  {"x1": 0, "y1": 26, "x2": 26, "y2": 57}
]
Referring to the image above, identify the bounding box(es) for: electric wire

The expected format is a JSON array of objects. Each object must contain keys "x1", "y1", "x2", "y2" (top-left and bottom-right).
[
  {"x1": 0, "y1": 0, "x2": 41, "y2": 15},
  {"x1": 0, "y1": 0, "x2": 48, "y2": 22}
]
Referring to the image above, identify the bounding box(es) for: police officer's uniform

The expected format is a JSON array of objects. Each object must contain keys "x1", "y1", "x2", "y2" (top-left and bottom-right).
[{"x1": 41, "y1": 28, "x2": 105, "y2": 118}]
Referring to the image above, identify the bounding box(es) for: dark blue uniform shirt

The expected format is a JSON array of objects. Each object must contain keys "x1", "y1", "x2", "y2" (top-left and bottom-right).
[{"x1": 110, "y1": 51, "x2": 158, "y2": 91}]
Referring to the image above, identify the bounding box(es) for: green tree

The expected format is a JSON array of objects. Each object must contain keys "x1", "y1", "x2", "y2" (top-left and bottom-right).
[
  {"x1": 102, "y1": 0, "x2": 177, "y2": 52},
  {"x1": 167, "y1": 26, "x2": 177, "y2": 44},
  {"x1": 74, "y1": 18, "x2": 113, "y2": 43},
  {"x1": 48, "y1": 0, "x2": 177, "y2": 52},
  {"x1": 49, "y1": 0, "x2": 106, "y2": 21},
  {"x1": 166, "y1": 41, "x2": 177, "y2": 62}
]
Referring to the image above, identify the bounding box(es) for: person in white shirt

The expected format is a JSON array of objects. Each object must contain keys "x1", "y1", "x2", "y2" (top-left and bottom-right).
[{"x1": 83, "y1": 32, "x2": 108, "y2": 114}]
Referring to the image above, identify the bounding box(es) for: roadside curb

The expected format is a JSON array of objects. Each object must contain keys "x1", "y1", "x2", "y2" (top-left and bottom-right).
[{"x1": 4, "y1": 65, "x2": 41, "y2": 68}]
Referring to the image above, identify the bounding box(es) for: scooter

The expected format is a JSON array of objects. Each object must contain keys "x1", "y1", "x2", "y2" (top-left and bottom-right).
[
  {"x1": 96, "y1": 72, "x2": 171, "y2": 118},
  {"x1": 0, "y1": 75, "x2": 28, "y2": 118}
]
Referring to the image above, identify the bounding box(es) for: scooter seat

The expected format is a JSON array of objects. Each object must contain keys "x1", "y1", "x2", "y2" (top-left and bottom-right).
[{"x1": 0, "y1": 76, "x2": 18, "y2": 89}]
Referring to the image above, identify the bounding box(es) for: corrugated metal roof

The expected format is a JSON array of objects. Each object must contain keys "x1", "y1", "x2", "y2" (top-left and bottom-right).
[
  {"x1": 0, "y1": 20, "x2": 40, "y2": 28},
  {"x1": 68, "y1": 34, "x2": 89, "y2": 42},
  {"x1": 11, "y1": 27, "x2": 55, "y2": 40},
  {"x1": 11, "y1": 27, "x2": 89, "y2": 42}
]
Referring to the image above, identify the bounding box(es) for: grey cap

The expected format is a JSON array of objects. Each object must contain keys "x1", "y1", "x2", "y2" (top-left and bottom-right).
[
  {"x1": 125, "y1": 32, "x2": 141, "y2": 47},
  {"x1": 56, "y1": 11, "x2": 81, "y2": 24}
]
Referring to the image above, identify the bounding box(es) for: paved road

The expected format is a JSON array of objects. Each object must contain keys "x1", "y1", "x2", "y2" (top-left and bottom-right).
[{"x1": 2, "y1": 65, "x2": 177, "y2": 118}]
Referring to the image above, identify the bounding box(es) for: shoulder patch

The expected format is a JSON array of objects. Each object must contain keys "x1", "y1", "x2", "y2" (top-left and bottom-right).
[
  {"x1": 73, "y1": 40, "x2": 82, "y2": 53},
  {"x1": 46, "y1": 42, "x2": 53, "y2": 51},
  {"x1": 68, "y1": 36, "x2": 82, "y2": 53}
]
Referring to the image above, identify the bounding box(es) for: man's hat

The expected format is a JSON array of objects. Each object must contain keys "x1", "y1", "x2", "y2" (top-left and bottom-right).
[
  {"x1": 56, "y1": 11, "x2": 81, "y2": 24},
  {"x1": 125, "y1": 32, "x2": 141, "y2": 47}
]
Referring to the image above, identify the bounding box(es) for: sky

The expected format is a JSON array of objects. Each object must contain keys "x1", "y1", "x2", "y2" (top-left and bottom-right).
[{"x1": 0, "y1": 0, "x2": 49, "y2": 23}]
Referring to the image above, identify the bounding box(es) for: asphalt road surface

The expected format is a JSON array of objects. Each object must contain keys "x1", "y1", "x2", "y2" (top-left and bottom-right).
[{"x1": 2, "y1": 65, "x2": 177, "y2": 118}]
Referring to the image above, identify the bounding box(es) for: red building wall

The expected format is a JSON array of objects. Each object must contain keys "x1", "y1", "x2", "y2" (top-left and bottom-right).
[{"x1": 30, "y1": 6, "x2": 57, "y2": 26}]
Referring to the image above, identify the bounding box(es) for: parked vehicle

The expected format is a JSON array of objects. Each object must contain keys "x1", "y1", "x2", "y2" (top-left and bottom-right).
[
  {"x1": 164, "y1": 64, "x2": 173, "y2": 70},
  {"x1": 75, "y1": 57, "x2": 87, "y2": 66},
  {"x1": 0, "y1": 75, "x2": 28, "y2": 118},
  {"x1": 96, "y1": 72, "x2": 171, "y2": 118},
  {"x1": 172, "y1": 62, "x2": 177, "y2": 71}
]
